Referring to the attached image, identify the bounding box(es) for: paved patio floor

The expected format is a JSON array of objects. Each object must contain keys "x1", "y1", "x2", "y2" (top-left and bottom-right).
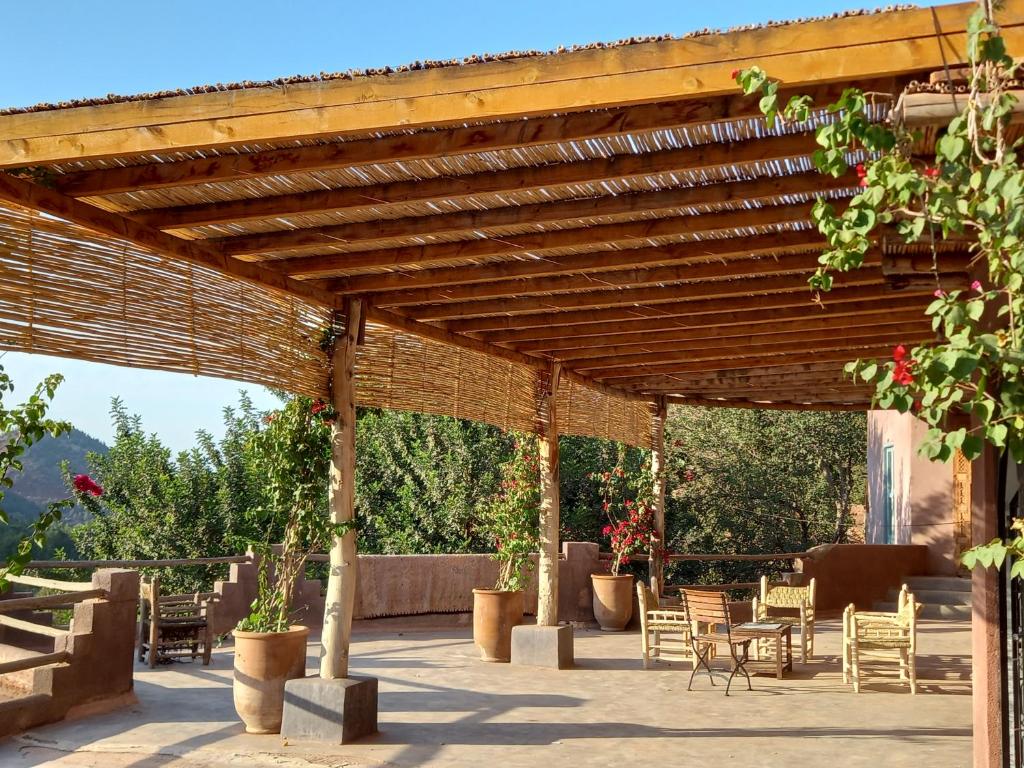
[{"x1": 0, "y1": 617, "x2": 972, "y2": 768}]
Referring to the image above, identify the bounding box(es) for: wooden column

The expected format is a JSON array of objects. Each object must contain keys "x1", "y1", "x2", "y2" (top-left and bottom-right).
[
  {"x1": 971, "y1": 439, "x2": 1004, "y2": 767},
  {"x1": 536, "y1": 362, "x2": 562, "y2": 627},
  {"x1": 650, "y1": 397, "x2": 668, "y2": 590},
  {"x1": 320, "y1": 298, "x2": 362, "y2": 680}
]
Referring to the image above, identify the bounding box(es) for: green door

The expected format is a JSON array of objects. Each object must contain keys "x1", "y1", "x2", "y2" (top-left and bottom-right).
[{"x1": 882, "y1": 444, "x2": 895, "y2": 544}]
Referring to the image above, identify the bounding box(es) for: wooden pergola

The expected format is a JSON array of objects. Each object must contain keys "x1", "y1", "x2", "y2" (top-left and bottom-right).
[{"x1": 0, "y1": 0, "x2": 1016, "y2": 754}]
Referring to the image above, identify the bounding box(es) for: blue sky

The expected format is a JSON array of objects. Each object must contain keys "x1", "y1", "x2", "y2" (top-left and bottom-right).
[{"x1": 0, "y1": 0, "x2": 959, "y2": 451}]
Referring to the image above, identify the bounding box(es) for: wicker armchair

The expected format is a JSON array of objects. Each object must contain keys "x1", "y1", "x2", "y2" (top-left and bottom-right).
[
  {"x1": 637, "y1": 579, "x2": 693, "y2": 669},
  {"x1": 752, "y1": 575, "x2": 816, "y2": 663},
  {"x1": 842, "y1": 584, "x2": 920, "y2": 693},
  {"x1": 138, "y1": 575, "x2": 217, "y2": 668}
]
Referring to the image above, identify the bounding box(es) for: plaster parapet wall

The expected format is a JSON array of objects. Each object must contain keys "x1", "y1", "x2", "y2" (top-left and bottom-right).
[
  {"x1": 0, "y1": 568, "x2": 139, "y2": 740},
  {"x1": 794, "y1": 543, "x2": 928, "y2": 611},
  {"x1": 211, "y1": 542, "x2": 608, "y2": 632}
]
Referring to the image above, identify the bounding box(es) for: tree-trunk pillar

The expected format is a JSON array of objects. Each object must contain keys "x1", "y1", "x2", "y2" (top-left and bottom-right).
[
  {"x1": 536, "y1": 362, "x2": 561, "y2": 627},
  {"x1": 320, "y1": 299, "x2": 362, "y2": 680},
  {"x1": 649, "y1": 397, "x2": 668, "y2": 590}
]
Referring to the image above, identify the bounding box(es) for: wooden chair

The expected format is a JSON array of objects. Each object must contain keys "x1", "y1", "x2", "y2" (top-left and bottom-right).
[
  {"x1": 752, "y1": 575, "x2": 816, "y2": 662},
  {"x1": 637, "y1": 578, "x2": 693, "y2": 669},
  {"x1": 138, "y1": 575, "x2": 217, "y2": 667},
  {"x1": 680, "y1": 588, "x2": 752, "y2": 695},
  {"x1": 842, "y1": 584, "x2": 920, "y2": 694}
]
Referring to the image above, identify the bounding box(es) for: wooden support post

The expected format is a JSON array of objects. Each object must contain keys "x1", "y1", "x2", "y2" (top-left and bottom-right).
[
  {"x1": 320, "y1": 298, "x2": 362, "y2": 680},
  {"x1": 650, "y1": 397, "x2": 668, "y2": 591},
  {"x1": 537, "y1": 362, "x2": 562, "y2": 627}
]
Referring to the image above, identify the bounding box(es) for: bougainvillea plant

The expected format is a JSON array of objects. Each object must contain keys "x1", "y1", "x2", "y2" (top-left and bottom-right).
[
  {"x1": 590, "y1": 458, "x2": 659, "y2": 576},
  {"x1": 479, "y1": 434, "x2": 540, "y2": 592},
  {"x1": 734, "y1": 2, "x2": 1024, "y2": 571},
  {"x1": 238, "y1": 395, "x2": 347, "y2": 633},
  {"x1": 0, "y1": 364, "x2": 103, "y2": 587}
]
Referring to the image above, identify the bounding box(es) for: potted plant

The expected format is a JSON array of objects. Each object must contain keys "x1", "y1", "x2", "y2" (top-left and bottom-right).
[
  {"x1": 232, "y1": 396, "x2": 340, "y2": 734},
  {"x1": 473, "y1": 435, "x2": 539, "y2": 662},
  {"x1": 590, "y1": 460, "x2": 659, "y2": 631}
]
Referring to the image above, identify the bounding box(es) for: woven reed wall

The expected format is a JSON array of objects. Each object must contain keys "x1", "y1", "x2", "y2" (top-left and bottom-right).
[
  {"x1": 0, "y1": 202, "x2": 332, "y2": 397},
  {"x1": 0, "y1": 201, "x2": 652, "y2": 446}
]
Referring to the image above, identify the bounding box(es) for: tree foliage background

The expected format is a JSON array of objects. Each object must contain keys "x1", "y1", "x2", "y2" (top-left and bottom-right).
[{"x1": 29, "y1": 394, "x2": 869, "y2": 593}]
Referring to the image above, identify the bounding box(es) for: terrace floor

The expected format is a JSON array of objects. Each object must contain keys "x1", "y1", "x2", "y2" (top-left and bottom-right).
[{"x1": 0, "y1": 617, "x2": 972, "y2": 768}]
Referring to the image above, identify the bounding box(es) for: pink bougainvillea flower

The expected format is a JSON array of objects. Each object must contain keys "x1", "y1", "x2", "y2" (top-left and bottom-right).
[
  {"x1": 310, "y1": 400, "x2": 327, "y2": 415},
  {"x1": 730, "y1": 68, "x2": 740, "y2": 79},
  {"x1": 934, "y1": 289, "x2": 947, "y2": 298},
  {"x1": 923, "y1": 166, "x2": 940, "y2": 178},
  {"x1": 855, "y1": 163, "x2": 866, "y2": 178},
  {"x1": 893, "y1": 359, "x2": 915, "y2": 386},
  {"x1": 893, "y1": 344, "x2": 908, "y2": 362},
  {"x1": 971, "y1": 280, "x2": 984, "y2": 293},
  {"x1": 73, "y1": 474, "x2": 103, "y2": 497},
  {"x1": 602, "y1": 525, "x2": 612, "y2": 536}
]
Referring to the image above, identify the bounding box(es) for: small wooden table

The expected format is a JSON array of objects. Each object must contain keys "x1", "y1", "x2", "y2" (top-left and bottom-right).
[{"x1": 732, "y1": 622, "x2": 793, "y2": 679}]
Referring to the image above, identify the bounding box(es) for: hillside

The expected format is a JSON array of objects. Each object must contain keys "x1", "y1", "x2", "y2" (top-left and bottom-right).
[{"x1": 4, "y1": 428, "x2": 108, "y2": 526}]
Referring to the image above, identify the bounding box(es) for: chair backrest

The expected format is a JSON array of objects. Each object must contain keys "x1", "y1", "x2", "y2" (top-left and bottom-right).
[
  {"x1": 760, "y1": 575, "x2": 816, "y2": 610},
  {"x1": 681, "y1": 588, "x2": 731, "y2": 626}
]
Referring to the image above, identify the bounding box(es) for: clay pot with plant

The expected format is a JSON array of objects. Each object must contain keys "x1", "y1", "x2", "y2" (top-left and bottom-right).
[
  {"x1": 590, "y1": 459, "x2": 659, "y2": 631},
  {"x1": 473, "y1": 435, "x2": 540, "y2": 662},
  {"x1": 232, "y1": 396, "x2": 345, "y2": 734}
]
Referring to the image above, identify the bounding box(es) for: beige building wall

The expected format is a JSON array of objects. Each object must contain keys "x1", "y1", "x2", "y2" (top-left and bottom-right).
[{"x1": 866, "y1": 410, "x2": 956, "y2": 574}]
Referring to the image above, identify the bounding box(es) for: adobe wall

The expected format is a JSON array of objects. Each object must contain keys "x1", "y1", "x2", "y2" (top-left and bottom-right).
[
  {"x1": 867, "y1": 410, "x2": 956, "y2": 574},
  {"x1": 793, "y1": 543, "x2": 929, "y2": 611},
  {"x1": 211, "y1": 542, "x2": 609, "y2": 633},
  {"x1": 0, "y1": 569, "x2": 139, "y2": 740}
]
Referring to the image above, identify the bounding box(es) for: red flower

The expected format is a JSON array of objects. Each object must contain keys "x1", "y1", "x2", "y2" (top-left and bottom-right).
[
  {"x1": 684, "y1": 469, "x2": 695, "y2": 482},
  {"x1": 971, "y1": 280, "x2": 984, "y2": 293},
  {"x1": 730, "y1": 68, "x2": 741, "y2": 79},
  {"x1": 602, "y1": 525, "x2": 612, "y2": 536},
  {"x1": 855, "y1": 163, "x2": 866, "y2": 178},
  {"x1": 893, "y1": 359, "x2": 915, "y2": 386},
  {"x1": 73, "y1": 474, "x2": 103, "y2": 497},
  {"x1": 311, "y1": 400, "x2": 327, "y2": 414},
  {"x1": 263, "y1": 413, "x2": 277, "y2": 424},
  {"x1": 859, "y1": 176, "x2": 869, "y2": 187},
  {"x1": 934, "y1": 289, "x2": 947, "y2": 298},
  {"x1": 893, "y1": 344, "x2": 908, "y2": 362},
  {"x1": 923, "y1": 166, "x2": 940, "y2": 178}
]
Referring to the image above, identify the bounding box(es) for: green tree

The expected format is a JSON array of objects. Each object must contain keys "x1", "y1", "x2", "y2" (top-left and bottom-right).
[{"x1": 663, "y1": 407, "x2": 866, "y2": 584}]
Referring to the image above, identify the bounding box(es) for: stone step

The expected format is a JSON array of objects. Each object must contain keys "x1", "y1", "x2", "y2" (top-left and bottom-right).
[
  {"x1": 873, "y1": 601, "x2": 971, "y2": 620},
  {"x1": 904, "y1": 576, "x2": 972, "y2": 593},
  {"x1": 886, "y1": 588, "x2": 972, "y2": 606}
]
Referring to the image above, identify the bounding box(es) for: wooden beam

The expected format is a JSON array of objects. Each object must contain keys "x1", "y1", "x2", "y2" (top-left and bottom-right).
[
  {"x1": 321, "y1": 300, "x2": 361, "y2": 680},
  {"x1": 324, "y1": 228, "x2": 826, "y2": 291},
  {"x1": 600, "y1": 349, "x2": 892, "y2": 383},
  {"x1": 403, "y1": 272, "x2": 889, "y2": 321},
  {"x1": 627, "y1": 364, "x2": 858, "y2": 389},
  {"x1": 219, "y1": 172, "x2": 850, "y2": 259},
  {"x1": 536, "y1": 362, "x2": 561, "y2": 627},
  {"x1": 520, "y1": 310, "x2": 929, "y2": 353},
  {"x1": 0, "y1": 173, "x2": 343, "y2": 310},
  {"x1": 280, "y1": 200, "x2": 839, "y2": 278},
  {"x1": 55, "y1": 82, "x2": 892, "y2": 198},
  {"x1": 0, "y1": 1, "x2": 1009, "y2": 165},
  {"x1": 581, "y1": 341, "x2": 907, "y2": 378},
  {"x1": 133, "y1": 133, "x2": 820, "y2": 229},
  {"x1": 664, "y1": 396, "x2": 867, "y2": 411},
  {"x1": 557, "y1": 324, "x2": 933, "y2": 365},
  {"x1": 485, "y1": 295, "x2": 931, "y2": 345},
  {"x1": 443, "y1": 285, "x2": 935, "y2": 334}
]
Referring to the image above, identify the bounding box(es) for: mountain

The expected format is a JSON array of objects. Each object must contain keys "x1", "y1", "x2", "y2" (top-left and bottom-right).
[{"x1": 4, "y1": 429, "x2": 109, "y2": 526}]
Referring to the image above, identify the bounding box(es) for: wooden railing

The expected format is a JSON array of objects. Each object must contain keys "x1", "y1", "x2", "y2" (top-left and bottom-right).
[{"x1": 23, "y1": 555, "x2": 250, "y2": 569}]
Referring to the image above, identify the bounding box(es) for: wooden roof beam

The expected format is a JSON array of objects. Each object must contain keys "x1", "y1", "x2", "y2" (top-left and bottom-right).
[
  {"x1": 445, "y1": 284, "x2": 936, "y2": 334},
  {"x1": 219, "y1": 172, "x2": 849, "y2": 259},
  {"x1": 132, "y1": 132, "x2": 822, "y2": 229},
  {"x1": 550, "y1": 321, "x2": 933, "y2": 362},
  {"x1": 55, "y1": 81, "x2": 894, "y2": 198},
  {"x1": 0, "y1": 1, "x2": 1011, "y2": 165},
  {"x1": 664, "y1": 396, "x2": 867, "y2": 411}
]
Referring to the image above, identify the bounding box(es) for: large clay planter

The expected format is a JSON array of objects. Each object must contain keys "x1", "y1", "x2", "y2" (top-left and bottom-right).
[
  {"x1": 472, "y1": 589, "x2": 524, "y2": 662},
  {"x1": 592, "y1": 574, "x2": 634, "y2": 631},
  {"x1": 232, "y1": 625, "x2": 309, "y2": 734}
]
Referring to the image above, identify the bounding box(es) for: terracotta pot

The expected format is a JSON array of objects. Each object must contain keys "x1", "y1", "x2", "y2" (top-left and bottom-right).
[
  {"x1": 232, "y1": 625, "x2": 309, "y2": 734},
  {"x1": 472, "y1": 589, "x2": 524, "y2": 662},
  {"x1": 592, "y1": 574, "x2": 634, "y2": 631}
]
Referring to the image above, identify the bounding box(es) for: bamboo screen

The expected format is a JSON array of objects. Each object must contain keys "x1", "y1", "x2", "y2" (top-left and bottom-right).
[
  {"x1": 0, "y1": 201, "x2": 332, "y2": 397},
  {"x1": 0, "y1": 200, "x2": 652, "y2": 446}
]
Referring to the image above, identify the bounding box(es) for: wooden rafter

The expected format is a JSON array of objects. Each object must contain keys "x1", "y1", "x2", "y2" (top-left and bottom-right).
[{"x1": 219, "y1": 172, "x2": 850, "y2": 259}]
